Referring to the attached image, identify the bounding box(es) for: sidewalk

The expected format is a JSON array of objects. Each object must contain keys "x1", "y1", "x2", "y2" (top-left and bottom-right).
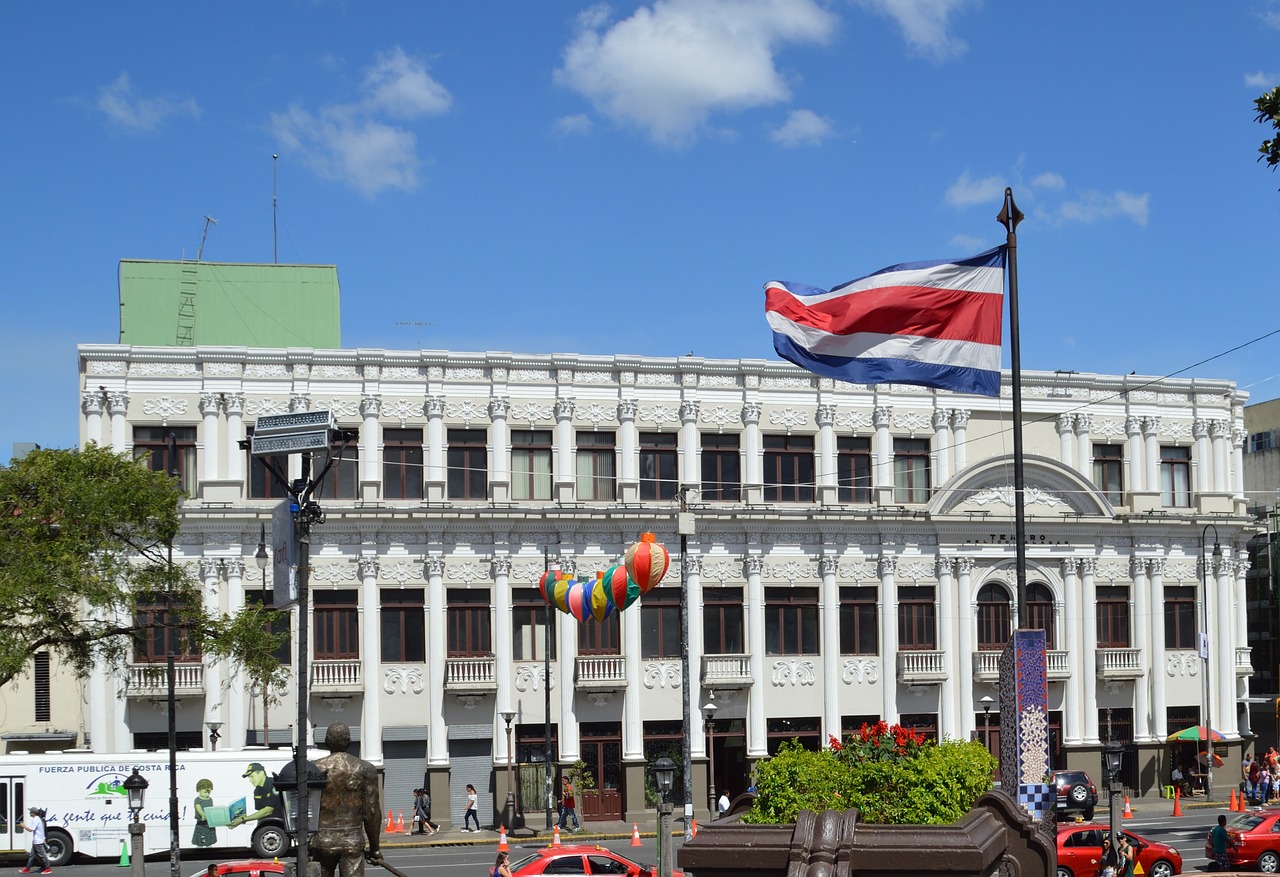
[{"x1": 380, "y1": 818, "x2": 676, "y2": 847}]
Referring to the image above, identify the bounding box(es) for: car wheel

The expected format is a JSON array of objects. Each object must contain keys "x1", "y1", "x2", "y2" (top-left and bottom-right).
[
  {"x1": 1149, "y1": 859, "x2": 1175, "y2": 877},
  {"x1": 44, "y1": 830, "x2": 73, "y2": 868},
  {"x1": 1070, "y1": 785, "x2": 1089, "y2": 804},
  {"x1": 1056, "y1": 867, "x2": 1073, "y2": 877},
  {"x1": 1082, "y1": 808, "x2": 1095, "y2": 821},
  {"x1": 252, "y1": 823, "x2": 290, "y2": 858},
  {"x1": 1261, "y1": 850, "x2": 1280, "y2": 873}
]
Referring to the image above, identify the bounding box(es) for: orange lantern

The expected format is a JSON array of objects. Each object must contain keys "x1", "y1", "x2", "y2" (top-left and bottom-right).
[{"x1": 625, "y1": 532, "x2": 670, "y2": 593}]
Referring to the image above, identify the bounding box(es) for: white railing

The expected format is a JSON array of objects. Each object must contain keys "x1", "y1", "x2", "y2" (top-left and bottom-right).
[
  {"x1": 128, "y1": 662, "x2": 204, "y2": 694},
  {"x1": 1096, "y1": 648, "x2": 1143, "y2": 677},
  {"x1": 702, "y1": 653, "x2": 752, "y2": 686},
  {"x1": 896, "y1": 650, "x2": 947, "y2": 682},
  {"x1": 1237, "y1": 646, "x2": 1253, "y2": 675},
  {"x1": 311, "y1": 659, "x2": 362, "y2": 689},
  {"x1": 446, "y1": 656, "x2": 497, "y2": 688},
  {"x1": 576, "y1": 655, "x2": 626, "y2": 687},
  {"x1": 1046, "y1": 650, "x2": 1070, "y2": 678}
]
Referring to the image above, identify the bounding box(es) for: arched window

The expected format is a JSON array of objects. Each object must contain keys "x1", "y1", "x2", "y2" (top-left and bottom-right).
[
  {"x1": 1026, "y1": 582, "x2": 1056, "y2": 648},
  {"x1": 976, "y1": 583, "x2": 1012, "y2": 650}
]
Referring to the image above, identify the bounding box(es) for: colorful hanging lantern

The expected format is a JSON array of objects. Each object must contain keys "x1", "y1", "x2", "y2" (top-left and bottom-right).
[
  {"x1": 564, "y1": 579, "x2": 589, "y2": 620},
  {"x1": 582, "y1": 575, "x2": 616, "y2": 622},
  {"x1": 603, "y1": 563, "x2": 641, "y2": 611},
  {"x1": 537, "y1": 568, "x2": 562, "y2": 606},
  {"x1": 625, "y1": 532, "x2": 670, "y2": 593},
  {"x1": 551, "y1": 575, "x2": 576, "y2": 613}
]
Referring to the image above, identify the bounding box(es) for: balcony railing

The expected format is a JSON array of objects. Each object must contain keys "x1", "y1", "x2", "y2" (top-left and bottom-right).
[
  {"x1": 446, "y1": 656, "x2": 497, "y2": 692},
  {"x1": 1237, "y1": 646, "x2": 1254, "y2": 676},
  {"x1": 312, "y1": 659, "x2": 362, "y2": 692},
  {"x1": 127, "y1": 662, "x2": 204, "y2": 696},
  {"x1": 896, "y1": 650, "x2": 947, "y2": 684},
  {"x1": 973, "y1": 649, "x2": 1070, "y2": 681},
  {"x1": 702, "y1": 653, "x2": 752, "y2": 688},
  {"x1": 575, "y1": 655, "x2": 626, "y2": 690},
  {"x1": 1095, "y1": 648, "x2": 1143, "y2": 679}
]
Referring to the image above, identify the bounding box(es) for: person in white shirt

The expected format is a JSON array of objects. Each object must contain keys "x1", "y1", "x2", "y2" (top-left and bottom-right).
[
  {"x1": 19, "y1": 807, "x2": 51, "y2": 874},
  {"x1": 717, "y1": 791, "x2": 730, "y2": 816}
]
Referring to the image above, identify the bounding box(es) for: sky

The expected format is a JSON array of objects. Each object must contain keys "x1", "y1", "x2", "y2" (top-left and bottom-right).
[{"x1": 2, "y1": 1, "x2": 1279, "y2": 457}]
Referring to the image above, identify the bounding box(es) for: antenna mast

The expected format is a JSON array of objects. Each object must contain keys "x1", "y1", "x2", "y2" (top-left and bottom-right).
[
  {"x1": 273, "y1": 154, "x2": 278, "y2": 263},
  {"x1": 196, "y1": 215, "x2": 218, "y2": 263}
]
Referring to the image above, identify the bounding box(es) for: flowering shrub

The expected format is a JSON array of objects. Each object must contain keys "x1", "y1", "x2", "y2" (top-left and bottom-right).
[{"x1": 742, "y1": 725, "x2": 996, "y2": 826}]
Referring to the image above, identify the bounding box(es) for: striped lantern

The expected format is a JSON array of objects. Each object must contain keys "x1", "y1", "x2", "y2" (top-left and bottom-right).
[
  {"x1": 537, "y1": 568, "x2": 562, "y2": 606},
  {"x1": 625, "y1": 532, "x2": 670, "y2": 594},
  {"x1": 551, "y1": 575, "x2": 576, "y2": 614},
  {"x1": 603, "y1": 563, "x2": 641, "y2": 611},
  {"x1": 564, "y1": 580, "x2": 589, "y2": 620},
  {"x1": 582, "y1": 575, "x2": 616, "y2": 622}
]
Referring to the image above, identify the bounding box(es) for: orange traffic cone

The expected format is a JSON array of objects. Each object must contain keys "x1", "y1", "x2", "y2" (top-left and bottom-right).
[
  {"x1": 395, "y1": 811, "x2": 406, "y2": 833},
  {"x1": 1172, "y1": 786, "x2": 1184, "y2": 817},
  {"x1": 384, "y1": 809, "x2": 394, "y2": 832},
  {"x1": 631, "y1": 822, "x2": 642, "y2": 847},
  {"x1": 1230, "y1": 789, "x2": 1240, "y2": 811},
  {"x1": 691, "y1": 817, "x2": 698, "y2": 838},
  {"x1": 552, "y1": 824, "x2": 561, "y2": 846},
  {"x1": 1122, "y1": 795, "x2": 1133, "y2": 818},
  {"x1": 498, "y1": 827, "x2": 509, "y2": 852}
]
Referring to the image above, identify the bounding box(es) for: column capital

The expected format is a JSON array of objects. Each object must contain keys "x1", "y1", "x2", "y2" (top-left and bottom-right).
[
  {"x1": 951, "y1": 409, "x2": 971, "y2": 428},
  {"x1": 1060, "y1": 557, "x2": 1080, "y2": 576},
  {"x1": 424, "y1": 556, "x2": 445, "y2": 577},
  {"x1": 1125, "y1": 415, "x2": 1142, "y2": 436},
  {"x1": 81, "y1": 391, "x2": 104, "y2": 416},
  {"x1": 817, "y1": 405, "x2": 836, "y2": 427},
  {"x1": 682, "y1": 554, "x2": 701, "y2": 576},
  {"x1": 289, "y1": 394, "x2": 310, "y2": 413},
  {"x1": 873, "y1": 406, "x2": 893, "y2": 428},
  {"x1": 425, "y1": 395, "x2": 446, "y2": 417},
  {"x1": 1074, "y1": 414, "x2": 1091, "y2": 434},
  {"x1": 223, "y1": 558, "x2": 245, "y2": 579},
  {"x1": 1056, "y1": 413, "x2": 1074, "y2": 433},
  {"x1": 680, "y1": 400, "x2": 699, "y2": 423},
  {"x1": 489, "y1": 396, "x2": 510, "y2": 418},
  {"x1": 740, "y1": 402, "x2": 761, "y2": 425},
  {"x1": 1142, "y1": 416, "x2": 1160, "y2": 437},
  {"x1": 106, "y1": 391, "x2": 129, "y2": 416},
  {"x1": 743, "y1": 555, "x2": 764, "y2": 575},
  {"x1": 555, "y1": 398, "x2": 576, "y2": 419},
  {"x1": 358, "y1": 556, "x2": 380, "y2": 579},
  {"x1": 878, "y1": 555, "x2": 896, "y2": 577},
  {"x1": 935, "y1": 556, "x2": 955, "y2": 578},
  {"x1": 223, "y1": 393, "x2": 245, "y2": 416},
  {"x1": 819, "y1": 554, "x2": 838, "y2": 576},
  {"x1": 200, "y1": 393, "x2": 223, "y2": 416},
  {"x1": 360, "y1": 395, "x2": 381, "y2": 418},
  {"x1": 492, "y1": 556, "x2": 512, "y2": 577},
  {"x1": 933, "y1": 409, "x2": 950, "y2": 430}
]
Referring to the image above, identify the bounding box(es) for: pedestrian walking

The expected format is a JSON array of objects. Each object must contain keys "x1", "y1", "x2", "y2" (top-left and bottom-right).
[
  {"x1": 18, "y1": 807, "x2": 51, "y2": 875},
  {"x1": 462, "y1": 783, "x2": 481, "y2": 832},
  {"x1": 558, "y1": 776, "x2": 580, "y2": 832},
  {"x1": 413, "y1": 788, "x2": 436, "y2": 835}
]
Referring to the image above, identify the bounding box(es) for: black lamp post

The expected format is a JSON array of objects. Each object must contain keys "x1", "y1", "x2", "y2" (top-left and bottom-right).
[
  {"x1": 654, "y1": 757, "x2": 676, "y2": 877},
  {"x1": 1201, "y1": 523, "x2": 1222, "y2": 802},
  {"x1": 275, "y1": 757, "x2": 330, "y2": 842},
  {"x1": 1103, "y1": 741, "x2": 1125, "y2": 859},
  {"x1": 701, "y1": 699, "x2": 717, "y2": 819},
  {"x1": 254, "y1": 525, "x2": 270, "y2": 747},
  {"x1": 499, "y1": 708, "x2": 517, "y2": 830},
  {"x1": 123, "y1": 768, "x2": 148, "y2": 877},
  {"x1": 980, "y1": 695, "x2": 994, "y2": 754}
]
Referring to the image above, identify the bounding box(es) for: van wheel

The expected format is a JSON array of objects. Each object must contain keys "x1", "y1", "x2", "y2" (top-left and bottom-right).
[
  {"x1": 44, "y1": 830, "x2": 73, "y2": 867},
  {"x1": 252, "y1": 824, "x2": 289, "y2": 858}
]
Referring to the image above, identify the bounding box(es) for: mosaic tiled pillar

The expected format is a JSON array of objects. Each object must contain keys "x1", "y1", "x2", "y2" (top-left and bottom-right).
[{"x1": 999, "y1": 629, "x2": 1052, "y2": 821}]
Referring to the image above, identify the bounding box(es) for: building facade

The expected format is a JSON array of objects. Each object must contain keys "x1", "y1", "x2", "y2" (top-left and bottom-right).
[{"x1": 76, "y1": 344, "x2": 1256, "y2": 823}]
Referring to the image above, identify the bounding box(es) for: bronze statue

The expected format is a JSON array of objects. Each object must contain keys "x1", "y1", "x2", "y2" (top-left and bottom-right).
[{"x1": 312, "y1": 722, "x2": 383, "y2": 877}]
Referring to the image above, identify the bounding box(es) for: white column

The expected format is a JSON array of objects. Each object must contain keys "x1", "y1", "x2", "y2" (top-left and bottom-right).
[
  {"x1": 932, "y1": 410, "x2": 951, "y2": 486},
  {"x1": 1149, "y1": 559, "x2": 1167, "y2": 742},
  {"x1": 359, "y1": 556, "x2": 383, "y2": 764},
  {"x1": 200, "y1": 559, "x2": 224, "y2": 743},
  {"x1": 490, "y1": 397, "x2": 511, "y2": 494},
  {"x1": 1131, "y1": 557, "x2": 1151, "y2": 742},
  {"x1": 1062, "y1": 559, "x2": 1082, "y2": 744},
  {"x1": 558, "y1": 557, "x2": 579, "y2": 763},
  {"x1": 742, "y1": 403, "x2": 762, "y2": 502},
  {"x1": 745, "y1": 556, "x2": 767, "y2": 758},
  {"x1": 226, "y1": 559, "x2": 247, "y2": 749},
  {"x1": 491, "y1": 557, "x2": 514, "y2": 765},
  {"x1": 623, "y1": 572, "x2": 643, "y2": 760},
  {"x1": 1216, "y1": 556, "x2": 1236, "y2": 736},
  {"x1": 1126, "y1": 416, "x2": 1143, "y2": 493},
  {"x1": 1075, "y1": 415, "x2": 1092, "y2": 478},
  {"x1": 819, "y1": 555, "x2": 840, "y2": 743},
  {"x1": 107, "y1": 391, "x2": 129, "y2": 452},
  {"x1": 951, "y1": 410, "x2": 970, "y2": 473},
  {"x1": 1194, "y1": 420, "x2": 1210, "y2": 494},
  {"x1": 1235, "y1": 558, "x2": 1251, "y2": 735},
  {"x1": 1082, "y1": 559, "x2": 1100, "y2": 743},
  {"x1": 936, "y1": 557, "x2": 956, "y2": 740},
  {"x1": 1143, "y1": 417, "x2": 1160, "y2": 496},
  {"x1": 817, "y1": 406, "x2": 837, "y2": 501},
  {"x1": 617, "y1": 400, "x2": 637, "y2": 499},
  {"x1": 426, "y1": 557, "x2": 448, "y2": 765},
  {"x1": 679, "y1": 401, "x2": 699, "y2": 490},
  {"x1": 360, "y1": 396, "x2": 381, "y2": 486},
  {"x1": 879, "y1": 556, "x2": 898, "y2": 724},
  {"x1": 873, "y1": 407, "x2": 892, "y2": 490},
  {"x1": 554, "y1": 398, "x2": 575, "y2": 499},
  {"x1": 686, "y1": 555, "x2": 707, "y2": 756},
  {"x1": 200, "y1": 394, "x2": 221, "y2": 483},
  {"x1": 225, "y1": 394, "x2": 245, "y2": 486},
  {"x1": 1057, "y1": 413, "x2": 1075, "y2": 469},
  {"x1": 81, "y1": 391, "x2": 103, "y2": 449},
  {"x1": 1211, "y1": 421, "x2": 1228, "y2": 493},
  {"x1": 956, "y1": 559, "x2": 974, "y2": 737},
  {"x1": 88, "y1": 621, "x2": 110, "y2": 748},
  {"x1": 1232, "y1": 429, "x2": 1246, "y2": 499},
  {"x1": 425, "y1": 396, "x2": 445, "y2": 499}
]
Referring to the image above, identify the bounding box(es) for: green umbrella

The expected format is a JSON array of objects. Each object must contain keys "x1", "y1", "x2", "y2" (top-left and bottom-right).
[{"x1": 1167, "y1": 725, "x2": 1224, "y2": 742}]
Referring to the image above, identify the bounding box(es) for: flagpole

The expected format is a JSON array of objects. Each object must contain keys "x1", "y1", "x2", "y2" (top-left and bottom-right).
[{"x1": 997, "y1": 187, "x2": 1028, "y2": 628}]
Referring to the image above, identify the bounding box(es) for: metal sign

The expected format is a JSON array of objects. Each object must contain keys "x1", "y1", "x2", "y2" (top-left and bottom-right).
[
  {"x1": 272, "y1": 500, "x2": 298, "y2": 607},
  {"x1": 251, "y1": 430, "x2": 332, "y2": 455},
  {"x1": 254, "y1": 410, "x2": 335, "y2": 435}
]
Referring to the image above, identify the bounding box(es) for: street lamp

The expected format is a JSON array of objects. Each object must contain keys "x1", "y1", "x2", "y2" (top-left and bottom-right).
[
  {"x1": 205, "y1": 721, "x2": 223, "y2": 750},
  {"x1": 701, "y1": 698, "x2": 718, "y2": 819},
  {"x1": 654, "y1": 757, "x2": 676, "y2": 877},
  {"x1": 980, "y1": 696, "x2": 994, "y2": 754},
  {"x1": 254, "y1": 524, "x2": 270, "y2": 748},
  {"x1": 499, "y1": 708, "x2": 517, "y2": 830},
  {"x1": 275, "y1": 757, "x2": 329, "y2": 840},
  {"x1": 1201, "y1": 523, "x2": 1222, "y2": 802},
  {"x1": 1102, "y1": 741, "x2": 1125, "y2": 860},
  {"x1": 123, "y1": 768, "x2": 148, "y2": 877}
]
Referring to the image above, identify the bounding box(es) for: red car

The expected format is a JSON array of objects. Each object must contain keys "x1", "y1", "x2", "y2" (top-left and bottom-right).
[
  {"x1": 1057, "y1": 823, "x2": 1181, "y2": 877},
  {"x1": 509, "y1": 844, "x2": 685, "y2": 876},
  {"x1": 1202, "y1": 807, "x2": 1280, "y2": 871},
  {"x1": 187, "y1": 863, "x2": 285, "y2": 877}
]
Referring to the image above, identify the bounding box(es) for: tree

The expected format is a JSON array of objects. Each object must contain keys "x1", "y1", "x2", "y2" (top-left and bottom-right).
[
  {"x1": 0, "y1": 444, "x2": 287, "y2": 695},
  {"x1": 1255, "y1": 85, "x2": 1280, "y2": 180}
]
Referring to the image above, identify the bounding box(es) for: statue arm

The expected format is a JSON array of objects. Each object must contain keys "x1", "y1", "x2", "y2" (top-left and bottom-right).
[{"x1": 364, "y1": 769, "x2": 383, "y2": 853}]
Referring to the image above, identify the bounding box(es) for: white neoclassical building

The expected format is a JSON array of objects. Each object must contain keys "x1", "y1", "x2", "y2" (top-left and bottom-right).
[{"x1": 75, "y1": 343, "x2": 1256, "y2": 824}]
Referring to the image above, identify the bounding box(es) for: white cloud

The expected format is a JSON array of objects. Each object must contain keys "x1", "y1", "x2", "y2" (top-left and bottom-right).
[
  {"x1": 1051, "y1": 190, "x2": 1149, "y2": 227},
  {"x1": 269, "y1": 47, "x2": 451, "y2": 198},
  {"x1": 96, "y1": 73, "x2": 200, "y2": 133},
  {"x1": 1245, "y1": 71, "x2": 1280, "y2": 89},
  {"x1": 555, "y1": 114, "x2": 594, "y2": 136},
  {"x1": 855, "y1": 0, "x2": 973, "y2": 61},
  {"x1": 554, "y1": 0, "x2": 838, "y2": 147},
  {"x1": 949, "y1": 233, "x2": 987, "y2": 251},
  {"x1": 771, "y1": 109, "x2": 833, "y2": 146},
  {"x1": 1030, "y1": 172, "x2": 1065, "y2": 190},
  {"x1": 945, "y1": 170, "x2": 1006, "y2": 207}
]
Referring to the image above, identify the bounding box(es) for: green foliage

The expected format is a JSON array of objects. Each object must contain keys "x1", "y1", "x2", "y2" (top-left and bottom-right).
[
  {"x1": 564, "y1": 759, "x2": 596, "y2": 794},
  {"x1": 742, "y1": 727, "x2": 997, "y2": 826},
  {"x1": 0, "y1": 445, "x2": 287, "y2": 695},
  {"x1": 1256, "y1": 85, "x2": 1280, "y2": 180}
]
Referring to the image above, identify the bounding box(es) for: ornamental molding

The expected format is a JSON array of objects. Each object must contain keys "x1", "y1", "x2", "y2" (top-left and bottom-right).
[
  {"x1": 1165, "y1": 653, "x2": 1199, "y2": 677},
  {"x1": 133, "y1": 362, "x2": 199, "y2": 377},
  {"x1": 245, "y1": 364, "x2": 291, "y2": 378},
  {"x1": 142, "y1": 397, "x2": 189, "y2": 424},
  {"x1": 834, "y1": 410, "x2": 873, "y2": 432},
  {"x1": 1161, "y1": 421, "x2": 1193, "y2": 440},
  {"x1": 893, "y1": 411, "x2": 933, "y2": 437},
  {"x1": 383, "y1": 666, "x2": 425, "y2": 695},
  {"x1": 763, "y1": 559, "x2": 815, "y2": 582},
  {"x1": 1094, "y1": 562, "x2": 1130, "y2": 583},
  {"x1": 380, "y1": 560, "x2": 422, "y2": 585},
  {"x1": 446, "y1": 399, "x2": 489, "y2": 426},
  {"x1": 87, "y1": 360, "x2": 126, "y2": 375},
  {"x1": 579, "y1": 403, "x2": 617, "y2": 428},
  {"x1": 761, "y1": 376, "x2": 812, "y2": 389},
  {"x1": 638, "y1": 404, "x2": 678, "y2": 426},
  {"x1": 316, "y1": 398, "x2": 359, "y2": 418},
  {"x1": 311, "y1": 563, "x2": 358, "y2": 584},
  {"x1": 384, "y1": 399, "x2": 421, "y2": 426},
  {"x1": 449, "y1": 532, "x2": 490, "y2": 546},
  {"x1": 1092, "y1": 419, "x2": 1124, "y2": 439},
  {"x1": 643, "y1": 662, "x2": 681, "y2": 689},
  {"x1": 636, "y1": 372, "x2": 677, "y2": 386},
  {"x1": 771, "y1": 660, "x2": 817, "y2": 686},
  {"x1": 699, "y1": 405, "x2": 738, "y2": 432},
  {"x1": 446, "y1": 560, "x2": 490, "y2": 584},
  {"x1": 841, "y1": 658, "x2": 879, "y2": 684},
  {"x1": 768, "y1": 408, "x2": 808, "y2": 432},
  {"x1": 700, "y1": 559, "x2": 742, "y2": 582},
  {"x1": 381, "y1": 366, "x2": 423, "y2": 381},
  {"x1": 575, "y1": 371, "x2": 614, "y2": 384},
  {"x1": 510, "y1": 369, "x2": 551, "y2": 383},
  {"x1": 585, "y1": 692, "x2": 615, "y2": 707},
  {"x1": 575, "y1": 556, "x2": 612, "y2": 579},
  {"x1": 445, "y1": 367, "x2": 486, "y2": 381},
  {"x1": 314, "y1": 365, "x2": 359, "y2": 379},
  {"x1": 895, "y1": 560, "x2": 935, "y2": 584},
  {"x1": 968, "y1": 485, "x2": 1069, "y2": 509},
  {"x1": 205, "y1": 362, "x2": 238, "y2": 377},
  {"x1": 513, "y1": 561, "x2": 548, "y2": 582},
  {"x1": 510, "y1": 402, "x2": 553, "y2": 424},
  {"x1": 836, "y1": 560, "x2": 877, "y2": 581},
  {"x1": 515, "y1": 664, "x2": 555, "y2": 692},
  {"x1": 700, "y1": 374, "x2": 740, "y2": 388},
  {"x1": 245, "y1": 398, "x2": 288, "y2": 417}
]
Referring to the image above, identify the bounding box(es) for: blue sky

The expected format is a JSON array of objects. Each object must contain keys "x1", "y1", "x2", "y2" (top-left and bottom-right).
[{"x1": 3, "y1": 1, "x2": 1279, "y2": 456}]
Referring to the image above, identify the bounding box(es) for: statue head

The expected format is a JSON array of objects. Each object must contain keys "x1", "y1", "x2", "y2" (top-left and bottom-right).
[{"x1": 324, "y1": 722, "x2": 352, "y2": 752}]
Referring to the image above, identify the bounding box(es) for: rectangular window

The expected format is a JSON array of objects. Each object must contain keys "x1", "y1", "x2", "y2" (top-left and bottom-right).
[
  {"x1": 511, "y1": 430, "x2": 552, "y2": 501},
  {"x1": 448, "y1": 428, "x2": 488, "y2": 500},
  {"x1": 639, "y1": 432, "x2": 678, "y2": 501},
  {"x1": 246, "y1": 590, "x2": 292, "y2": 663},
  {"x1": 313, "y1": 590, "x2": 359, "y2": 659},
  {"x1": 447, "y1": 590, "x2": 491, "y2": 656},
  {"x1": 134, "y1": 597, "x2": 202, "y2": 662},
  {"x1": 763, "y1": 434, "x2": 814, "y2": 502},
  {"x1": 893, "y1": 438, "x2": 931, "y2": 504},
  {"x1": 1164, "y1": 586, "x2": 1196, "y2": 650},
  {"x1": 700, "y1": 434, "x2": 741, "y2": 501},
  {"x1": 1096, "y1": 586, "x2": 1131, "y2": 648},
  {"x1": 247, "y1": 428, "x2": 290, "y2": 499},
  {"x1": 898, "y1": 586, "x2": 937, "y2": 649},
  {"x1": 383, "y1": 428, "x2": 423, "y2": 499},
  {"x1": 133, "y1": 426, "x2": 196, "y2": 495},
  {"x1": 837, "y1": 436, "x2": 872, "y2": 503},
  {"x1": 702, "y1": 587, "x2": 745, "y2": 654},
  {"x1": 641, "y1": 585, "x2": 681, "y2": 658},
  {"x1": 33, "y1": 652, "x2": 50, "y2": 723},
  {"x1": 578, "y1": 612, "x2": 621, "y2": 655},
  {"x1": 1160, "y1": 446, "x2": 1191, "y2": 507},
  {"x1": 380, "y1": 588, "x2": 425, "y2": 662},
  {"x1": 764, "y1": 587, "x2": 819, "y2": 655},
  {"x1": 513, "y1": 588, "x2": 556, "y2": 661},
  {"x1": 311, "y1": 429, "x2": 359, "y2": 500},
  {"x1": 838, "y1": 586, "x2": 878, "y2": 655},
  {"x1": 1093, "y1": 444, "x2": 1124, "y2": 505},
  {"x1": 766, "y1": 717, "x2": 821, "y2": 755},
  {"x1": 576, "y1": 431, "x2": 616, "y2": 501}
]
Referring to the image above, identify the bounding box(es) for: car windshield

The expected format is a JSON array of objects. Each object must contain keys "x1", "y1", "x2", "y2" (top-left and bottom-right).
[
  {"x1": 1229, "y1": 814, "x2": 1266, "y2": 830},
  {"x1": 510, "y1": 853, "x2": 541, "y2": 870}
]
